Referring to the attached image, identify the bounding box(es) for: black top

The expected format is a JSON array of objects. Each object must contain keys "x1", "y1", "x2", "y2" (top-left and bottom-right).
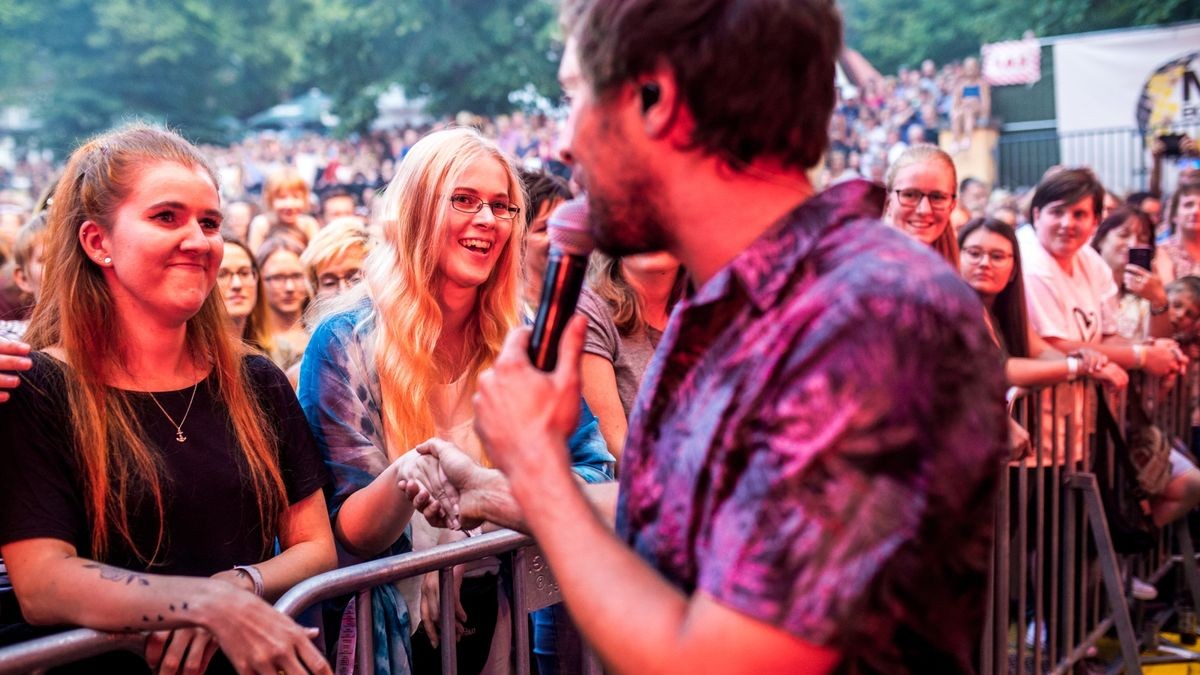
[
  {"x1": 0, "y1": 352, "x2": 329, "y2": 672},
  {"x1": 0, "y1": 352, "x2": 328, "y2": 570}
]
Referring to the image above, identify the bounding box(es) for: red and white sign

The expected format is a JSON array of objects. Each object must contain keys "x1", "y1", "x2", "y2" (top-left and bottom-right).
[{"x1": 982, "y1": 39, "x2": 1041, "y2": 86}]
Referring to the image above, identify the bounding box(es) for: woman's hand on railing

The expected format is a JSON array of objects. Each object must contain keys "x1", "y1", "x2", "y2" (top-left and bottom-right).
[
  {"x1": 419, "y1": 566, "x2": 466, "y2": 649},
  {"x1": 1073, "y1": 348, "x2": 1109, "y2": 375},
  {"x1": 145, "y1": 627, "x2": 217, "y2": 675},
  {"x1": 1143, "y1": 339, "x2": 1188, "y2": 378},
  {"x1": 1092, "y1": 362, "x2": 1129, "y2": 390},
  {"x1": 196, "y1": 584, "x2": 330, "y2": 675}
]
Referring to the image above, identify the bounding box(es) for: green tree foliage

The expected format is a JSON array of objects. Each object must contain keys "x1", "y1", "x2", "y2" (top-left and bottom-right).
[
  {"x1": 303, "y1": 0, "x2": 562, "y2": 130},
  {"x1": 0, "y1": 0, "x2": 564, "y2": 153},
  {"x1": 1, "y1": 0, "x2": 316, "y2": 153},
  {"x1": 843, "y1": 0, "x2": 1200, "y2": 74}
]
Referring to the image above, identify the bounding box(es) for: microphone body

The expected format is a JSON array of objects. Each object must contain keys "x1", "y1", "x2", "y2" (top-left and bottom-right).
[{"x1": 528, "y1": 197, "x2": 595, "y2": 371}]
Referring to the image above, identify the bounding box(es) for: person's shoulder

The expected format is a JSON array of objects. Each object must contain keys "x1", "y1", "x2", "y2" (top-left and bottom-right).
[
  {"x1": 803, "y1": 223, "x2": 981, "y2": 335},
  {"x1": 1078, "y1": 245, "x2": 1113, "y2": 279},
  {"x1": 310, "y1": 300, "x2": 372, "y2": 341},
  {"x1": 575, "y1": 287, "x2": 611, "y2": 323}
]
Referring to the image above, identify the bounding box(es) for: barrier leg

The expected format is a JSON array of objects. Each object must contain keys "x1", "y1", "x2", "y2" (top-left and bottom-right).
[
  {"x1": 355, "y1": 588, "x2": 373, "y2": 675},
  {"x1": 1069, "y1": 473, "x2": 1142, "y2": 675},
  {"x1": 1178, "y1": 526, "x2": 1200, "y2": 615},
  {"x1": 511, "y1": 549, "x2": 531, "y2": 674},
  {"x1": 439, "y1": 567, "x2": 458, "y2": 675}
]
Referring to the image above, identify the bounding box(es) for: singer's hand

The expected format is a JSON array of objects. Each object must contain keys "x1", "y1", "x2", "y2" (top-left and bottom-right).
[{"x1": 473, "y1": 316, "x2": 586, "y2": 486}]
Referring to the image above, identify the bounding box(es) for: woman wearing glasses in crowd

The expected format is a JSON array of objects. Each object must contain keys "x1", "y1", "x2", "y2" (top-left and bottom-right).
[
  {"x1": 957, "y1": 217, "x2": 1125, "y2": 389},
  {"x1": 300, "y1": 127, "x2": 611, "y2": 674},
  {"x1": 883, "y1": 144, "x2": 960, "y2": 263},
  {"x1": 257, "y1": 235, "x2": 310, "y2": 370},
  {"x1": 0, "y1": 124, "x2": 335, "y2": 674},
  {"x1": 218, "y1": 237, "x2": 273, "y2": 353}
]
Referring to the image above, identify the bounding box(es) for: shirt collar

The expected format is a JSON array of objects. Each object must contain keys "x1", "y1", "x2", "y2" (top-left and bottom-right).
[{"x1": 690, "y1": 180, "x2": 885, "y2": 311}]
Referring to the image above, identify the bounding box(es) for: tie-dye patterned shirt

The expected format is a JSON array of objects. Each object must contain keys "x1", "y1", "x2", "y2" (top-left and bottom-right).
[{"x1": 616, "y1": 180, "x2": 1007, "y2": 674}]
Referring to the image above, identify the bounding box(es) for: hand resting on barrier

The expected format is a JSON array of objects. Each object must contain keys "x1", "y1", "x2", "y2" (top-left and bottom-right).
[{"x1": 1, "y1": 538, "x2": 332, "y2": 675}]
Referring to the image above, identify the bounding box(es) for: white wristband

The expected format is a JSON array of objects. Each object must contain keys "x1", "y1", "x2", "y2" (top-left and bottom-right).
[
  {"x1": 1133, "y1": 344, "x2": 1146, "y2": 369},
  {"x1": 1066, "y1": 356, "x2": 1079, "y2": 381},
  {"x1": 232, "y1": 565, "x2": 264, "y2": 598}
]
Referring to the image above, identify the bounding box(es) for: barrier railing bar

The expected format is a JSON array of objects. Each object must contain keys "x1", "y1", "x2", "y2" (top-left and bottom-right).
[
  {"x1": 275, "y1": 529, "x2": 530, "y2": 618},
  {"x1": 0, "y1": 629, "x2": 143, "y2": 675}
]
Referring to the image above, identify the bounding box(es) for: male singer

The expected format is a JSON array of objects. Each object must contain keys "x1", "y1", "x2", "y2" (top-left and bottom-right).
[{"x1": 434, "y1": 0, "x2": 997, "y2": 672}]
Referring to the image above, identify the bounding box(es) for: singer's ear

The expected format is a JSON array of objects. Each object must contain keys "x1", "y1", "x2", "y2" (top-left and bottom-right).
[{"x1": 635, "y1": 67, "x2": 683, "y2": 141}]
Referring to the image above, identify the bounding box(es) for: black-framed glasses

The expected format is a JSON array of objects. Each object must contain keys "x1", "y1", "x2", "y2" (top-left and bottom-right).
[
  {"x1": 448, "y1": 194, "x2": 520, "y2": 220},
  {"x1": 217, "y1": 267, "x2": 257, "y2": 285},
  {"x1": 961, "y1": 247, "x2": 1014, "y2": 265},
  {"x1": 317, "y1": 269, "x2": 365, "y2": 292},
  {"x1": 893, "y1": 188, "x2": 955, "y2": 210},
  {"x1": 263, "y1": 272, "x2": 305, "y2": 287}
]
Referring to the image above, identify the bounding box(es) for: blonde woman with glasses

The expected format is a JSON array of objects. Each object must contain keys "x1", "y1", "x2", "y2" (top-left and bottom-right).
[{"x1": 301, "y1": 127, "x2": 611, "y2": 674}]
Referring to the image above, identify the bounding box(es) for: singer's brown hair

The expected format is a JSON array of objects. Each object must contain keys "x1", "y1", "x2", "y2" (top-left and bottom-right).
[{"x1": 561, "y1": 0, "x2": 842, "y2": 170}]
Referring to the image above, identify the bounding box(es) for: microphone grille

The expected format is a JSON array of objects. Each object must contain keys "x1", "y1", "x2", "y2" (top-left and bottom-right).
[{"x1": 547, "y1": 197, "x2": 596, "y2": 256}]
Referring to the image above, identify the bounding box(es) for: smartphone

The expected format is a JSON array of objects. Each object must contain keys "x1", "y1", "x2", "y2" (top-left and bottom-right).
[
  {"x1": 1128, "y1": 247, "x2": 1153, "y2": 271},
  {"x1": 1160, "y1": 133, "x2": 1185, "y2": 158}
]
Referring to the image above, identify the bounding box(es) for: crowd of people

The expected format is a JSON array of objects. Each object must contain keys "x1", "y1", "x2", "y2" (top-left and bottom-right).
[
  {"x1": 0, "y1": 0, "x2": 1198, "y2": 673},
  {"x1": 818, "y1": 55, "x2": 991, "y2": 190}
]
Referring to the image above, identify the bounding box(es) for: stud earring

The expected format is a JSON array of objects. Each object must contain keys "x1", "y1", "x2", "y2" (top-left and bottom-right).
[{"x1": 102, "y1": 256, "x2": 112, "y2": 265}]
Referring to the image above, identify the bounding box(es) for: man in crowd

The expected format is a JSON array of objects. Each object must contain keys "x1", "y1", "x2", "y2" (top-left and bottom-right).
[{"x1": 404, "y1": 0, "x2": 1008, "y2": 672}]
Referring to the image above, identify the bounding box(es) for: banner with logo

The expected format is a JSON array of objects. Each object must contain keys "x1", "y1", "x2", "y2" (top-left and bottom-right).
[
  {"x1": 1052, "y1": 21, "x2": 1200, "y2": 191},
  {"x1": 982, "y1": 38, "x2": 1041, "y2": 86}
]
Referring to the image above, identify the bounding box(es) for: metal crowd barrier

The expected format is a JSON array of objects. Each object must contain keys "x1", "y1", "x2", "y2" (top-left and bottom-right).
[
  {"x1": 5, "y1": 373, "x2": 1200, "y2": 674},
  {"x1": 0, "y1": 529, "x2": 603, "y2": 674},
  {"x1": 981, "y1": 369, "x2": 1200, "y2": 675}
]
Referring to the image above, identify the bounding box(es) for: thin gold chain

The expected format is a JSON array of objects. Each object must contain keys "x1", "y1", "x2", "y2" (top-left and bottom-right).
[{"x1": 146, "y1": 381, "x2": 200, "y2": 443}]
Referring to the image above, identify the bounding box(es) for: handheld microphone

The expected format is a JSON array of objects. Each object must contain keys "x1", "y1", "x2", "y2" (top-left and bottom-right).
[{"x1": 528, "y1": 197, "x2": 594, "y2": 371}]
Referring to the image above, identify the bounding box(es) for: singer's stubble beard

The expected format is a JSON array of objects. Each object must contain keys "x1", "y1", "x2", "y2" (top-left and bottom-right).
[{"x1": 586, "y1": 167, "x2": 673, "y2": 258}]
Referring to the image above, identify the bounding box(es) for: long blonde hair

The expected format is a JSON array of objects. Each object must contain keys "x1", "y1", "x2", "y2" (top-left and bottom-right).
[
  {"x1": 325, "y1": 128, "x2": 524, "y2": 461},
  {"x1": 24, "y1": 123, "x2": 287, "y2": 562}
]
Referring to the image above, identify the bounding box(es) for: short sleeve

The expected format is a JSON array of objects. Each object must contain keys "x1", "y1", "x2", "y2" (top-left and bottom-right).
[
  {"x1": 0, "y1": 354, "x2": 88, "y2": 550},
  {"x1": 576, "y1": 288, "x2": 620, "y2": 362},
  {"x1": 244, "y1": 355, "x2": 330, "y2": 505},
  {"x1": 696, "y1": 302, "x2": 1005, "y2": 646}
]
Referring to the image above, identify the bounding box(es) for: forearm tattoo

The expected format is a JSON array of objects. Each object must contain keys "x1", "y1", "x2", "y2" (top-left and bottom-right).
[{"x1": 83, "y1": 562, "x2": 151, "y2": 586}]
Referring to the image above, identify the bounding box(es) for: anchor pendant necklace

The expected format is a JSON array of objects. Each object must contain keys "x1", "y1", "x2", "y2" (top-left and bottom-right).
[{"x1": 146, "y1": 381, "x2": 200, "y2": 443}]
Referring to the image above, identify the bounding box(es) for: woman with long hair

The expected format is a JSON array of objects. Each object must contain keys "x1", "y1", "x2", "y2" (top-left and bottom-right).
[
  {"x1": 883, "y1": 144, "x2": 960, "y2": 264},
  {"x1": 956, "y1": 217, "x2": 1124, "y2": 388},
  {"x1": 0, "y1": 124, "x2": 335, "y2": 674},
  {"x1": 257, "y1": 235, "x2": 310, "y2": 370},
  {"x1": 576, "y1": 252, "x2": 686, "y2": 460},
  {"x1": 300, "y1": 127, "x2": 612, "y2": 674},
  {"x1": 218, "y1": 237, "x2": 273, "y2": 353}
]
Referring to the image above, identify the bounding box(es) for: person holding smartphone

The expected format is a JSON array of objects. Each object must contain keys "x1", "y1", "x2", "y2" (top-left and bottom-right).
[{"x1": 1091, "y1": 206, "x2": 1174, "y2": 339}]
